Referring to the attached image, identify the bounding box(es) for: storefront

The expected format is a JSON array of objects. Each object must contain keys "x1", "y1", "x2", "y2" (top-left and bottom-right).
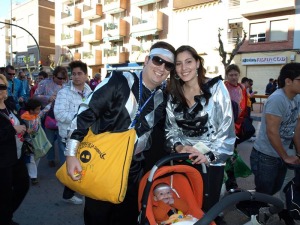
[{"x1": 241, "y1": 55, "x2": 287, "y2": 94}]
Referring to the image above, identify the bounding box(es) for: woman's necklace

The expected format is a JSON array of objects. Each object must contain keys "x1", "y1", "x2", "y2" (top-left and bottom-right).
[{"x1": 0, "y1": 107, "x2": 14, "y2": 125}]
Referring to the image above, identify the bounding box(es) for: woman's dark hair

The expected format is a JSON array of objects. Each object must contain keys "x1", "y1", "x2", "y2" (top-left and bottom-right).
[
  {"x1": 278, "y1": 63, "x2": 300, "y2": 88},
  {"x1": 52, "y1": 66, "x2": 68, "y2": 79},
  {"x1": 169, "y1": 45, "x2": 210, "y2": 107},
  {"x1": 69, "y1": 60, "x2": 88, "y2": 75},
  {"x1": 25, "y1": 98, "x2": 42, "y2": 111}
]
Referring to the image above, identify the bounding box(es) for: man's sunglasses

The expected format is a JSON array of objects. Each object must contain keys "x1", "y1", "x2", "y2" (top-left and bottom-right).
[
  {"x1": 7, "y1": 73, "x2": 15, "y2": 76},
  {"x1": 56, "y1": 76, "x2": 66, "y2": 80},
  {"x1": 0, "y1": 84, "x2": 7, "y2": 90},
  {"x1": 150, "y1": 55, "x2": 174, "y2": 71}
]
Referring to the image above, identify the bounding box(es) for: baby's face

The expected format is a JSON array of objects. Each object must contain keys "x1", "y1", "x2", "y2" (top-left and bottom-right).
[{"x1": 154, "y1": 189, "x2": 173, "y2": 204}]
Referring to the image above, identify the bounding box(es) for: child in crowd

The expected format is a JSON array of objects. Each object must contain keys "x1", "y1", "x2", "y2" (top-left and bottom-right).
[
  {"x1": 152, "y1": 183, "x2": 196, "y2": 224},
  {"x1": 21, "y1": 98, "x2": 42, "y2": 185}
]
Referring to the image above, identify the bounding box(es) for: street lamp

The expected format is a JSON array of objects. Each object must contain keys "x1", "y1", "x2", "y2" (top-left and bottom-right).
[{"x1": 0, "y1": 21, "x2": 41, "y2": 66}]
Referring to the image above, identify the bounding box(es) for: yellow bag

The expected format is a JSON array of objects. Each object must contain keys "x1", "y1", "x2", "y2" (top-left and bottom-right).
[{"x1": 56, "y1": 128, "x2": 136, "y2": 203}]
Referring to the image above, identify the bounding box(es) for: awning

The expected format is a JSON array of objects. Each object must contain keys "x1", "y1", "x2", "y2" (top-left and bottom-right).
[
  {"x1": 130, "y1": 29, "x2": 159, "y2": 38},
  {"x1": 102, "y1": 35, "x2": 124, "y2": 42}
]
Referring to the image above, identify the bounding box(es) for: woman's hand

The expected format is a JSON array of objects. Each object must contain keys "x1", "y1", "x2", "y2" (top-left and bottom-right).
[
  {"x1": 175, "y1": 145, "x2": 209, "y2": 165},
  {"x1": 66, "y1": 156, "x2": 82, "y2": 181},
  {"x1": 14, "y1": 125, "x2": 26, "y2": 134}
]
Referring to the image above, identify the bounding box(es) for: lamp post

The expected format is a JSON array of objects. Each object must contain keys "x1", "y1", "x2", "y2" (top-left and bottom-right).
[
  {"x1": 10, "y1": 0, "x2": 13, "y2": 65},
  {"x1": 0, "y1": 21, "x2": 41, "y2": 66}
]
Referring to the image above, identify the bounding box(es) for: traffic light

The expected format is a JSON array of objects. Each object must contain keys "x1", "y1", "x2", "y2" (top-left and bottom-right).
[{"x1": 38, "y1": 61, "x2": 43, "y2": 72}]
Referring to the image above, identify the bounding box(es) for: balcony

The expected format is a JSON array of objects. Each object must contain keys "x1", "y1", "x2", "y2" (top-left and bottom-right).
[
  {"x1": 173, "y1": 0, "x2": 218, "y2": 9},
  {"x1": 61, "y1": 30, "x2": 81, "y2": 47},
  {"x1": 82, "y1": 25, "x2": 102, "y2": 43},
  {"x1": 61, "y1": 0, "x2": 81, "y2": 3},
  {"x1": 82, "y1": 3, "x2": 102, "y2": 20},
  {"x1": 60, "y1": 53, "x2": 73, "y2": 64},
  {"x1": 103, "y1": 0, "x2": 127, "y2": 14},
  {"x1": 131, "y1": 10, "x2": 163, "y2": 38},
  {"x1": 129, "y1": 45, "x2": 150, "y2": 62},
  {"x1": 102, "y1": 46, "x2": 129, "y2": 64},
  {"x1": 74, "y1": 51, "x2": 81, "y2": 60},
  {"x1": 241, "y1": 0, "x2": 296, "y2": 17},
  {"x1": 103, "y1": 19, "x2": 126, "y2": 41},
  {"x1": 131, "y1": 0, "x2": 162, "y2": 7},
  {"x1": 82, "y1": 50, "x2": 102, "y2": 65},
  {"x1": 61, "y1": 7, "x2": 81, "y2": 26}
]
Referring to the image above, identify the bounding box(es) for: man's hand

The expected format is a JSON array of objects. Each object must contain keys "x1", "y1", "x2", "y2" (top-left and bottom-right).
[
  {"x1": 49, "y1": 94, "x2": 56, "y2": 103},
  {"x1": 283, "y1": 155, "x2": 300, "y2": 165},
  {"x1": 66, "y1": 156, "x2": 82, "y2": 181}
]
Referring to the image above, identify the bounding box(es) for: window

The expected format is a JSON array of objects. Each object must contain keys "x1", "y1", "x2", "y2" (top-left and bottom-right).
[
  {"x1": 249, "y1": 22, "x2": 266, "y2": 43},
  {"x1": 270, "y1": 19, "x2": 288, "y2": 41},
  {"x1": 188, "y1": 18, "x2": 212, "y2": 52},
  {"x1": 29, "y1": 54, "x2": 35, "y2": 62},
  {"x1": 228, "y1": 22, "x2": 243, "y2": 44},
  {"x1": 50, "y1": 15, "x2": 55, "y2": 25},
  {"x1": 17, "y1": 55, "x2": 25, "y2": 64},
  {"x1": 229, "y1": 0, "x2": 240, "y2": 7},
  {"x1": 50, "y1": 35, "x2": 55, "y2": 43}
]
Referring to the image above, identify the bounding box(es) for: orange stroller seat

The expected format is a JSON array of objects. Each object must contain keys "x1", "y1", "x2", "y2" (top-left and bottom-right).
[{"x1": 138, "y1": 164, "x2": 216, "y2": 225}]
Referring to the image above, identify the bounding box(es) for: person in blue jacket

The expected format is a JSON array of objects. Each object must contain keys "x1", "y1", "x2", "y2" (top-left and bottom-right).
[{"x1": 5, "y1": 65, "x2": 25, "y2": 111}]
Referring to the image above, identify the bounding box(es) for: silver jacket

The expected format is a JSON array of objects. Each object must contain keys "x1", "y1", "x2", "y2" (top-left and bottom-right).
[{"x1": 165, "y1": 78, "x2": 235, "y2": 165}]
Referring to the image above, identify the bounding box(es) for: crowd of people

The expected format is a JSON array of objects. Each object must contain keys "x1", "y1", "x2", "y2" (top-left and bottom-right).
[{"x1": 0, "y1": 41, "x2": 299, "y2": 225}]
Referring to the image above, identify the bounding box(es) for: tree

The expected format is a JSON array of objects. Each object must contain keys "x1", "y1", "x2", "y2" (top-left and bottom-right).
[
  {"x1": 23, "y1": 56, "x2": 37, "y2": 79},
  {"x1": 218, "y1": 28, "x2": 247, "y2": 70}
]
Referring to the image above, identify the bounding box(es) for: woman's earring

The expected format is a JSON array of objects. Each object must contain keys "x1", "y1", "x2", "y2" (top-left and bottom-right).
[{"x1": 174, "y1": 74, "x2": 180, "y2": 80}]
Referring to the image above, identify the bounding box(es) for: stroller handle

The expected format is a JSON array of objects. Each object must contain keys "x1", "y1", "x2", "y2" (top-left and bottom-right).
[
  {"x1": 155, "y1": 153, "x2": 190, "y2": 167},
  {"x1": 194, "y1": 191, "x2": 284, "y2": 225},
  {"x1": 148, "y1": 153, "x2": 207, "y2": 182}
]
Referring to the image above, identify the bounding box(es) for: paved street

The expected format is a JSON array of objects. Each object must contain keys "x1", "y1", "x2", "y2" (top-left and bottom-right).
[{"x1": 13, "y1": 114, "x2": 296, "y2": 225}]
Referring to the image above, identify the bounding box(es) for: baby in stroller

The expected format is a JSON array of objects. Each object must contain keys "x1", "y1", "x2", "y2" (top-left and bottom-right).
[
  {"x1": 153, "y1": 183, "x2": 195, "y2": 224},
  {"x1": 138, "y1": 161, "x2": 216, "y2": 225}
]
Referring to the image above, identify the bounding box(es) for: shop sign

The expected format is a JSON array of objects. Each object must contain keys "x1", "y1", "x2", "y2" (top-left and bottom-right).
[{"x1": 242, "y1": 56, "x2": 286, "y2": 65}]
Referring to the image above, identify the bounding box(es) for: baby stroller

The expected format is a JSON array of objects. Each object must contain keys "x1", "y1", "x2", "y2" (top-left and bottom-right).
[
  {"x1": 138, "y1": 153, "x2": 284, "y2": 225},
  {"x1": 138, "y1": 153, "x2": 216, "y2": 225}
]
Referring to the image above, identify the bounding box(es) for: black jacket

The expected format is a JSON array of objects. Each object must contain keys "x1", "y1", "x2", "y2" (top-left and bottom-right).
[{"x1": 0, "y1": 101, "x2": 23, "y2": 167}]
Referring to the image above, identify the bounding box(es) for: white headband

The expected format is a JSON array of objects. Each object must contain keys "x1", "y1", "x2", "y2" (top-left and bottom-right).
[
  {"x1": 154, "y1": 184, "x2": 172, "y2": 195},
  {"x1": 149, "y1": 48, "x2": 174, "y2": 63}
]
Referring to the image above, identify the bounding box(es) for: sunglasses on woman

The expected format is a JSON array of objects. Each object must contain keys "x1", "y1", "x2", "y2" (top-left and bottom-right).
[
  {"x1": 0, "y1": 84, "x2": 7, "y2": 90},
  {"x1": 56, "y1": 76, "x2": 66, "y2": 80},
  {"x1": 149, "y1": 55, "x2": 174, "y2": 71}
]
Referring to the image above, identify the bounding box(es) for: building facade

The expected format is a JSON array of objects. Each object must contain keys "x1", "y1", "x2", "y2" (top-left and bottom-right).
[
  {"x1": 6, "y1": 0, "x2": 55, "y2": 75},
  {"x1": 1, "y1": 0, "x2": 295, "y2": 93}
]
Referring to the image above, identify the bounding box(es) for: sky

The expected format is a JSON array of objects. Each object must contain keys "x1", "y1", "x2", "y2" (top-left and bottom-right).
[{"x1": 0, "y1": 0, "x2": 28, "y2": 19}]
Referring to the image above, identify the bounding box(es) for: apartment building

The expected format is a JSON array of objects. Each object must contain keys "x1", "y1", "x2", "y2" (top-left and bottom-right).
[
  {"x1": 0, "y1": 20, "x2": 11, "y2": 67},
  {"x1": 55, "y1": 0, "x2": 173, "y2": 77},
  {"x1": 171, "y1": 0, "x2": 300, "y2": 94},
  {"x1": 54, "y1": 0, "x2": 300, "y2": 92},
  {"x1": 230, "y1": 0, "x2": 300, "y2": 94},
  {"x1": 8, "y1": 0, "x2": 55, "y2": 74}
]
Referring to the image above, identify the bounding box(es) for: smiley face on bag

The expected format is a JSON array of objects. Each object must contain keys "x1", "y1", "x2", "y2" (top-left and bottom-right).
[{"x1": 80, "y1": 150, "x2": 92, "y2": 163}]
